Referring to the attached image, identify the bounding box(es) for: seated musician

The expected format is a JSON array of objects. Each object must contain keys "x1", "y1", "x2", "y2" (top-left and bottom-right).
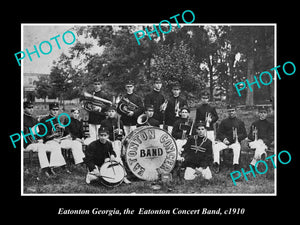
[
  {"x1": 181, "y1": 121, "x2": 213, "y2": 181},
  {"x1": 23, "y1": 101, "x2": 53, "y2": 177},
  {"x1": 38, "y1": 102, "x2": 69, "y2": 174},
  {"x1": 60, "y1": 108, "x2": 85, "y2": 166},
  {"x1": 136, "y1": 104, "x2": 160, "y2": 127},
  {"x1": 247, "y1": 106, "x2": 274, "y2": 167},
  {"x1": 84, "y1": 127, "x2": 117, "y2": 184},
  {"x1": 213, "y1": 104, "x2": 247, "y2": 173}
]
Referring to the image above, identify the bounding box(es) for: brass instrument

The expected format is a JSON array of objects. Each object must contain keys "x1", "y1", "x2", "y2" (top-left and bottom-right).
[
  {"x1": 137, "y1": 114, "x2": 149, "y2": 125},
  {"x1": 205, "y1": 112, "x2": 212, "y2": 128},
  {"x1": 252, "y1": 125, "x2": 258, "y2": 141},
  {"x1": 179, "y1": 120, "x2": 190, "y2": 140},
  {"x1": 113, "y1": 114, "x2": 123, "y2": 141},
  {"x1": 81, "y1": 91, "x2": 112, "y2": 112},
  {"x1": 47, "y1": 123, "x2": 65, "y2": 140},
  {"x1": 160, "y1": 100, "x2": 168, "y2": 112},
  {"x1": 232, "y1": 127, "x2": 238, "y2": 143},
  {"x1": 117, "y1": 96, "x2": 139, "y2": 116},
  {"x1": 175, "y1": 101, "x2": 180, "y2": 117}
]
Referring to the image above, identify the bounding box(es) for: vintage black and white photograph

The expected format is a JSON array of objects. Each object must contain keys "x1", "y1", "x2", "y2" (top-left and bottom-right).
[{"x1": 21, "y1": 23, "x2": 276, "y2": 195}]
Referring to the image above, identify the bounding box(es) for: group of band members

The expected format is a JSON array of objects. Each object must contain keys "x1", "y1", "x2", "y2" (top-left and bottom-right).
[{"x1": 23, "y1": 76, "x2": 274, "y2": 185}]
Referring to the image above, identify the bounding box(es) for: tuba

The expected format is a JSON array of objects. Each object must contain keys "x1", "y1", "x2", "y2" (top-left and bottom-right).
[
  {"x1": 81, "y1": 92, "x2": 112, "y2": 113},
  {"x1": 137, "y1": 114, "x2": 149, "y2": 125},
  {"x1": 117, "y1": 96, "x2": 139, "y2": 116}
]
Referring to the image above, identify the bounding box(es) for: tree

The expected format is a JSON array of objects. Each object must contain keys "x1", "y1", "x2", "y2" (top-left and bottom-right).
[{"x1": 151, "y1": 41, "x2": 206, "y2": 99}]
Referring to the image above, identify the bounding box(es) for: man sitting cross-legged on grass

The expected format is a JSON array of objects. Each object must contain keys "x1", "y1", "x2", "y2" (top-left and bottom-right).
[{"x1": 181, "y1": 121, "x2": 213, "y2": 181}]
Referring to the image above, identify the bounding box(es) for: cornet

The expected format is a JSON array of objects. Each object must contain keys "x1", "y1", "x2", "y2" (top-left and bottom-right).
[
  {"x1": 252, "y1": 125, "x2": 258, "y2": 141},
  {"x1": 232, "y1": 127, "x2": 238, "y2": 143},
  {"x1": 175, "y1": 101, "x2": 180, "y2": 117},
  {"x1": 205, "y1": 112, "x2": 212, "y2": 127},
  {"x1": 160, "y1": 100, "x2": 168, "y2": 112}
]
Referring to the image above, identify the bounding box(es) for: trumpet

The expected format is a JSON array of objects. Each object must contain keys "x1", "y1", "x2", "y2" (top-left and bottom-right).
[
  {"x1": 232, "y1": 127, "x2": 238, "y2": 143},
  {"x1": 81, "y1": 92, "x2": 112, "y2": 112},
  {"x1": 160, "y1": 100, "x2": 168, "y2": 112},
  {"x1": 137, "y1": 114, "x2": 149, "y2": 125},
  {"x1": 205, "y1": 112, "x2": 212, "y2": 128},
  {"x1": 252, "y1": 125, "x2": 258, "y2": 141},
  {"x1": 175, "y1": 101, "x2": 180, "y2": 117}
]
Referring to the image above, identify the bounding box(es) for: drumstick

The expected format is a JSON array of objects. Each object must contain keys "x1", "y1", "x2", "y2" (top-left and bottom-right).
[{"x1": 108, "y1": 151, "x2": 116, "y2": 175}]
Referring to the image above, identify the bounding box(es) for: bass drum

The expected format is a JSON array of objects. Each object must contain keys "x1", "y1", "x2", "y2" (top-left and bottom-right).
[
  {"x1": 99, "y1": 160, "x2": 125, "y2": 187},
  {"x1": 123, "y1": 126, "x2": 178, "y2": 181}
]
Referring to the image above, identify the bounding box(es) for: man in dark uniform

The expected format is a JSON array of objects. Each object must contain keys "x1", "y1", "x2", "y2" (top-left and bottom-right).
[
  {"x1": 213, "y1": 104, "x2": 247, "y2": 172},
  {"x1": 165, "y1": 82, "x2": 187, "y2": 134},
  {"x1": 195, "y1": 90, "x2": 218, "y2": 142},
  {"x1": 100, "y1": 105, "x2": 125, "y2": 142},
  {"x1": 84, "y1": 126, "x2": 117, "y2": 184},
  {"x1": 248, "y1": 106, "x2": 274, "y2": 166},
  {"x1": 117, "y1": 80, "x2": 144, "y2": 136},
  {"x1": 181, "y1": 121, "x2": 213, "y2": 180},
  {"x1": 23, "y1": 101, "x2": 54, "y2": 177},
  {"x1": 87, "y1": 79, "x2": 111, "y2": 141},
  {"x1": 144, "y1": 77, "x2": 166, "y2": 128},
  {"x1": 60, "y1": 108, "x2": 85, "y2": 165},
  {"x1": 137, "y1": 104, "x2": 160, "y2": 127},
  {"x1": 172, "y1": 106, "x2": 193, "y2": 140},
  {"x1": 38, "y1": 102, "x2": 69, "y2": 173}
]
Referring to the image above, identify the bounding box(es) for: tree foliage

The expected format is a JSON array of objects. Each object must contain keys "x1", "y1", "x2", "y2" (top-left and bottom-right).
[{"x1": 34, "y1": 25, "x2": 275, "y2": 106}]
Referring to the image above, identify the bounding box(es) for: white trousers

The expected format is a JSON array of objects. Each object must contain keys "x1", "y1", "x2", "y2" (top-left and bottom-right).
[
  {"x1": 213, "y1": 142, "x2": 241, "y2": 165},
  {"x1": 25, "y1": 140, "x2": 66, "y2": 168},
  {"x1": 184, "y1": 166, "x2": 212, "y2": 180},
  {"x1": 124, "y1": 125, "x2": 136, "y2": 136},
  {"x1": 89, "y1": 124, "x2": 100, "y2": 140},
  {"x1": 249, "y1": 139, "x2": 268, "y2": 166},
  {"x1": 60, "y1": 139, "x2": 85, "y2": 164},
  {"x1": 206, "y1": 130, "x2": 215, "y2": 142}
]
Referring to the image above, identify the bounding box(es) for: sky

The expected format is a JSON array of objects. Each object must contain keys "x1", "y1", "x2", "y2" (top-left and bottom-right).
[{"x1": 22, "y1": 25, "x2": 102, "y2": 74}]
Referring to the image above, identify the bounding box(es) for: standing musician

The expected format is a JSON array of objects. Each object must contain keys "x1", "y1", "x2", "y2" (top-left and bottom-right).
[
  {"x1": 136, "y1": 104, "x2": 160, "y2": 127},
  {"x1": 84, "y1": 127, "x2": 117, "y2": 185},
  {"x1": 87, "y1": 78, "x2": 111, "y2": 141},
  {"x1": 38, "y1": 102, "x2": 69, "y2": 174},
  {"x1": 213, "y1": 104, "x2": 247, "y2": 172},
  {"x1": 248, "y1": 106, "x2": 274, "y2": 166},
  {"x1": 195, "y1": 90, "x2": 219, "y2": 142},
  {"x1": 116, "y1": 80, "x2": 144, "y2": 136},
  {"x1": 144, "y1": 77, "x2": 166, "y2": 129},
  {"x1": 181, "y1": 121, "x2": 213, "y2": 181},
  {"x1": 165, "y1": 82, "x2": 188, "y2": 134},
  {"x1": 60, "y1": 108, "x2": 85, "y2": 166},
  {"x1": 23, "y1": 101, "x2": 54, "y2": 177}
]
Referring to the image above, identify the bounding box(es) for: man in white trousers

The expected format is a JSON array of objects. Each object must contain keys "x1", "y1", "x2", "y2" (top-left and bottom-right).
[
  {"x1": 213, "y1": 104, "x2": 247, "y2": 173},
  {"x1": 60, "y1": 108, "x2": 85, "y2": 165},
  {"x1": 247, "y1": 106, "x2": 274, "y2": 166}
]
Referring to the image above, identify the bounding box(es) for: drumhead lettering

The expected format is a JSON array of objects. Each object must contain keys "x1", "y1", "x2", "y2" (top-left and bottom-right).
[{"x1": 125, "y1": 127, "x2": 177, "y2": 181}]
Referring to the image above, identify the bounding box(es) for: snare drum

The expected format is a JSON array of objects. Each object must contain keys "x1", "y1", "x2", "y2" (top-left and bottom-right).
[
  {"x1": 99, "y1": 160, "x2": 125, "y2": 187},
  {"x1": 123, "y1": 126, "x2": 177, "y2": 181}
]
